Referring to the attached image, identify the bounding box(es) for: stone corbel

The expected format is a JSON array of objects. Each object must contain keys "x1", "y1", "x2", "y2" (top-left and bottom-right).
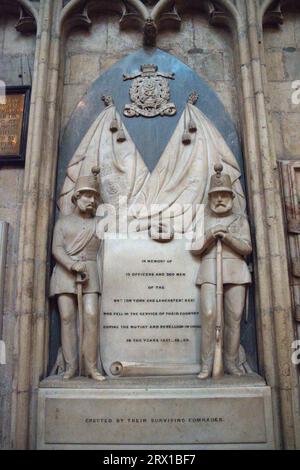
[
  {"x1": 151, "y1": 0, "x2": 181, "y2": 33},
  {"x1": 120, "y1": 0, "x2": 160, "y2": 46},
  {"x1": 15, "y1": 6, "x2": 37, "y2": 34},
  {"x1": 205, "y1": 1, "x2": 231, "y2": 27},
  {"x1": 64, "y1": 4, "x2": 92, "y2": 32},
  {"x1": 263, "y1": 1, "x2": 284, "y2": 26},
  {"x1": 143, "y1": 0, "x2": 182, "y2": 46},
  {"x1": 120, "y1": 9, "x2": 146, "y2": 31},
  {"x1": 0, "y1": 0, "x2": 37, "y2": 34},
  {"x1": 63, "y1": 0, "x2": 132, "y2": 35}
]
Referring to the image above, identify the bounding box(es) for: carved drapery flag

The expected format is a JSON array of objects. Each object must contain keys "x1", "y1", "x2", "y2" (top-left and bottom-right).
[{"x1": 58, "y1": 103, "x2": 246, "y2": 235}]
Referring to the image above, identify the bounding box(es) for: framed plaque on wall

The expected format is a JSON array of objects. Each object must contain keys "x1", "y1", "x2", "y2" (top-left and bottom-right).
[{"x1": 0, "y1": 86, "x2": 31, "y2": 166}]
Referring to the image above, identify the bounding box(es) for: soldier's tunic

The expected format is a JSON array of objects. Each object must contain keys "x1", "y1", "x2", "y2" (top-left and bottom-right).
[
  {"x1": 50, "y1": 214, "x2": 101, "y2": 296},
  {"x1": 196, "y1": 212, "x2": 252, "y2": 286}
]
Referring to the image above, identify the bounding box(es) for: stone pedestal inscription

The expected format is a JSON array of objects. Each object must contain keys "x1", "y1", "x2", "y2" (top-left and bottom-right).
[
  {"x1": 37, "y1": 379, "x2": 275, "y2": 449},
  {"x1": 101, "y1": 238, "x2": 201, "y2": 377}
]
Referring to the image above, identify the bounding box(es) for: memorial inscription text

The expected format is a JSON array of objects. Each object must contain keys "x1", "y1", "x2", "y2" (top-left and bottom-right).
[{"x1": 101, "y1": 239, "x2": 201, "y2": 376}]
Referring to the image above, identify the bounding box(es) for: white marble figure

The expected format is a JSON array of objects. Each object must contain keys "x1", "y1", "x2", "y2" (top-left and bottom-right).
[
  {"x1": 191, "y1": 164, "x2": 252, "y2": 379},
  {"x1": 50, "y1": 168, "x2": 105, "y2": 381}
]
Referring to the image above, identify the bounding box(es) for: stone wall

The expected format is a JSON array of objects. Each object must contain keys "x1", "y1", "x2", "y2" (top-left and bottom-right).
[
  {"x1": 61, "y1": 12, "x2": 239, "y2": 134},
  {"x1": 264, "y1": 6, "x2": 300, "y2": 161},
  {"x1": 0, "y1": 14, "x2": 36, "y2": 448}
]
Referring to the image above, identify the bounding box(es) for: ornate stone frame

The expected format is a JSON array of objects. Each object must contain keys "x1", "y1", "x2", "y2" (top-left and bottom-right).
[{"x1": 8, "y1": 0, "x2": 300, "y2": 450}]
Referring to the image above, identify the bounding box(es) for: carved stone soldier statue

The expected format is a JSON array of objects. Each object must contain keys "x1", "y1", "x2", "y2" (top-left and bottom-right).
[
  {"x1": 50, "y1": 168, "x2": 105, "y2": 381},
  {"x1": 191, "y1": 164, "x2": 252, "y2": 379}
]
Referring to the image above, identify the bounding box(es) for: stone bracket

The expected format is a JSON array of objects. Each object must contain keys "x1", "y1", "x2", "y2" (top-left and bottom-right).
[
  {"x1": 64, "y1": 5, "x2": 92, "y2": 32},
  {"x1": 205, "y1": 1, "x2": 230, "y2": 27},
  {"x1": 263, "y1": 1, "x2": 284, "y2": 26},
  {"x1": 15, "y1": 6, "x2": 37, "y2": 34}
]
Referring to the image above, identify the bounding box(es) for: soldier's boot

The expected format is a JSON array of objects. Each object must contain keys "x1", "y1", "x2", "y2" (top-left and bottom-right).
[
  {"x1": 63, "y1": 365, "x2": 77, "y2": 380},
  {"x1": 224, "y1": 312, "x2": 243, "y2": 377},
  {"x1": 224, "y1": 360, "x2": 243, "y2": 377},
  {"x1": 198, "y1": 354, "x2": 213, "y2": 380},
  {"x1": 83, "y1": 341, "x2": 105, "y2": 381},
  {"x1": 198, "y1": 365, "x2": 211, "y2": 380},
  {"x1": 84, "y1": 357, "x2": 106, "y2": 381},
  {"x1": 224, "y1": 351, "x2": 243, "y2": 377},
  {"x1": 87, "y1": 366, "x2": 106, "y2": 381}
]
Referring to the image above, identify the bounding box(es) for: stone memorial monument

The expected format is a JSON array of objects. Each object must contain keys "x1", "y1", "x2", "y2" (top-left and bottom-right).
[
  {"x1": 3, "y1": 1, "x2": 300, "y2": 452},
  {"x1": 37, "y1": 49, "x2": 275, "y2": 450}
]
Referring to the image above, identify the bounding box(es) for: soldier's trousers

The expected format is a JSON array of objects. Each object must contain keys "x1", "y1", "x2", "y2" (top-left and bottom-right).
[
  {"x1": 57, "y1": 293, "x2": 100, "y2": 373},
  {"x1": 200, "y1": 283, "x2": 247, "y2": 369}
]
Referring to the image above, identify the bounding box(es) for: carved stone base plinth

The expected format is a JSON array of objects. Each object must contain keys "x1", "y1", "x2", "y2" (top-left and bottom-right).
[{"x1": 37, "y1": 374, "x2": 275, "y2": 450}]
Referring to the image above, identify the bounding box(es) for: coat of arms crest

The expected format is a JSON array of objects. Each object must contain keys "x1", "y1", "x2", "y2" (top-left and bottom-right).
[{"x1": 123, "y1": 64, "x2": 177, "y2": 118}]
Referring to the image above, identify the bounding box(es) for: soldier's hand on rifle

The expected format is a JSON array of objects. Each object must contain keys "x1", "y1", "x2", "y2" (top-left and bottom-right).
[
  {"x1": 212, "y1": 225, "x2": 228, "y2": 240},
  {"x1": 205, "y1": 229, "x2": 215, "y2": 242},
  {"x1": 71, "y1": 261, "x2": 88, "y2": 277}
]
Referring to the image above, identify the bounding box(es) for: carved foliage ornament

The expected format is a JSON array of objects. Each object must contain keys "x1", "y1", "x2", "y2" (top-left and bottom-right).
[{"x1": 123, "y1": 64, "x2": 177, "y2": 118}]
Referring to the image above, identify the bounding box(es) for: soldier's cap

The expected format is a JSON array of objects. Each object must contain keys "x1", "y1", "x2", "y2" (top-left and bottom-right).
[
  {"x1": 72, "y1": 167, "x2": 100, "y2": 204},
  {"x1": 208, "y1": 163, "x2": 235, "y2": 196}
]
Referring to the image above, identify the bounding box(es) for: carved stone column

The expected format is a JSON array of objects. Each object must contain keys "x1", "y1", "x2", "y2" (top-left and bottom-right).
[
  {"x1": 0, "y1": 222, "x2": 8, "y2": 365},
  {"x1": 12, "y1": 0, "x2": 58, "y2": 450}
]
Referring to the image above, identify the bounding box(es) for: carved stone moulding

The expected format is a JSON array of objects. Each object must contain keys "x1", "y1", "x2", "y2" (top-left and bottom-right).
[
  {"x1": 62, "y1": 0, "x2": 233, "y2": 46},
  {"x1": 0, "y1": 222, "x2": 8, "y2": 343},
  {"x1": 15, "y1": 6, "x2": 36, "y2": 34}
]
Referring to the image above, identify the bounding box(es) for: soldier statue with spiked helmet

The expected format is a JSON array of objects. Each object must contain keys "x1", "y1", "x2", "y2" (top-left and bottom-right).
[
  {"x1": 191, "y1": 163, "x2": 252, "y2": 379},
  {"x1": 50, "y1": 167, "x2": 105, "y2": 381}
]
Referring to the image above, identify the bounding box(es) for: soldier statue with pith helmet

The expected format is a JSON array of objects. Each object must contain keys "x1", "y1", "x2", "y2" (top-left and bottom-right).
[
  {"x1": 191, "y1": 164, "x2": 252, "y2": 379},
  {"x1": 50, "y1": 167, "x2": 105, "y2": 381}
]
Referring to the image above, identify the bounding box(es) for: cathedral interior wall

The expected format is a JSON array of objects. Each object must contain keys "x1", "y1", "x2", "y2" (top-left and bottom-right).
[
  {"x1": 264, "y1": 4, "x2": 300, "y2": 359},
  {"x1": 61, "y1": 12, "x2": 239, "y2": 134},
  {"x1": 0, "y1": 13, "x2": 36, "y2": 448},
  {"x1": 264, "y1": 5, "x2": 300, "y2": 161}
]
